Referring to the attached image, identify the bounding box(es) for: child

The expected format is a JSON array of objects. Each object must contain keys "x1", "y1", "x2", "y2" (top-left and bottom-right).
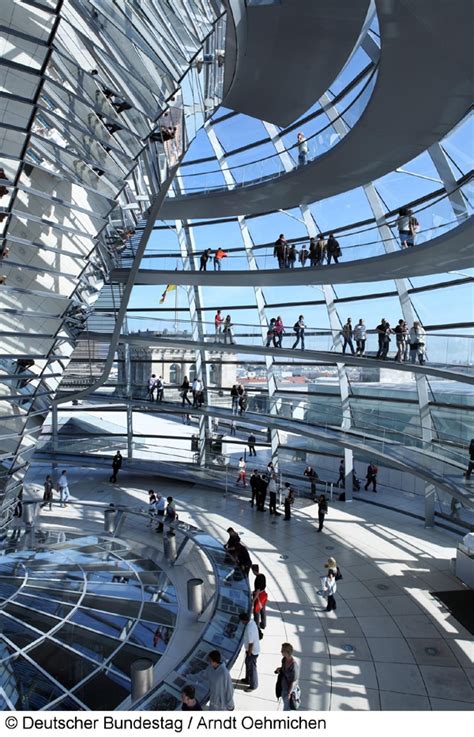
[{"x1": 323, "y1": 569, "x2": 337, "y2": 611}]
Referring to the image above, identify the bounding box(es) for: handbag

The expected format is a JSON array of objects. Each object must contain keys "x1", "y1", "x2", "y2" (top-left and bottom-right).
[
  {"x1": 275, "y1": 671, "x2": 283, "y2": 699},
  {"x1": 289, "y1": 685, "x2": 301, "y2": 710},
  {"x1": 254, "y1": 591, "x2": 268, "y2": 614},
  {"x1": 335, "y1": 566, "x2": 343, "y2": 581}
]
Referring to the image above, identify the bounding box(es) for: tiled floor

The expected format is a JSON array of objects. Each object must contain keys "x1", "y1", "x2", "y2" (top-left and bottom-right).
[{"x1": 25, "y1": 462, "x2": 474, "y2": 711}]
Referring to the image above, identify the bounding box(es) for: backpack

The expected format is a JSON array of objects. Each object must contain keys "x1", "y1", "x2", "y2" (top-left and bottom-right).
[{"x1": 293, "y1": 321, "x2": 300, "y2": 332}]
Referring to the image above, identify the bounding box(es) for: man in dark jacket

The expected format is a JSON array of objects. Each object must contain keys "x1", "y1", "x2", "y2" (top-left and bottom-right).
[
  {"x1": 199, "y1": 248, "x2": 212, "y2": 271},
  {"x1": 233, "y1": 542, "x2": 252, "y2": 577},
  {"x1": 273, "y1": 234, "x2": 287, "y2": 269},
  {"x1": 365, "y1": 462, "x2": 378, "y2": 492},
  {"x1": 249, "y1": 470, "x2": 260, "y2": 507},
  {"x1": 317, "y1": 494, "x2": 328, "y2": 532},
  {"x1": 110, "y1": 451, "x2": 123, "y2": 483},
  {"x1": 326, "y1": 234, "x2": 341, "y2": 264},
  {"x1": 256, "y1": 474, "x2": 268, "y2": 512}
]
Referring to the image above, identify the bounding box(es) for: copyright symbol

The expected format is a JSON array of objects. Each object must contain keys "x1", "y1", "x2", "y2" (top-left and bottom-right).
[{"x1": 5, "y1": 717, "x2": 18, "y2": 729}]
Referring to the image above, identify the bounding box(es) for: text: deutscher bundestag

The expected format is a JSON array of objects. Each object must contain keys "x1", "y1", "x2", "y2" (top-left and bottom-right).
[{"x1": 18, "y1": 715, "x2": 327, "y2": 731}]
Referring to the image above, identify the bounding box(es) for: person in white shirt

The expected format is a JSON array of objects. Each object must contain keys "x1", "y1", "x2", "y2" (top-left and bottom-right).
[
  {"x1": 58, "y1": 470, "x2": 70, "y2": 507},
  {"x1": 323, "y1": 569, "x2": 337, "y2": 611},
  {"x1": 192, "y1": 377, "x2": 202, "y2": 407},
  {"x1": 155, "y1": 492, "x2": 166, "y2": 532},
  {"x1": 353, "y1": 319, "x2": 367, "y2": 356},
  {"x1": 408, "y1": 321, "x2": 427, "y2": 365},
  {"x1": 239, "y1": 611, "x2": 260, "y2": 691},
  {"x1": 147, "y1": 490, "x2": 157, "y2": 526}
]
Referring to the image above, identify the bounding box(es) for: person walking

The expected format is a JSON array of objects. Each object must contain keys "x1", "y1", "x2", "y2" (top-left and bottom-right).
[
  {"x1": 299, "y1": 245, "x2": 309, "y2": 267},
  {"x1": 110, "y1": 450, "x2": 122, "y2": 483},
  {"x1": 297, "y1": 132, "x2": 308, "y2": 166},
  {"x1": 394, "y1": 319, "x2": 409, "y2": 362},
  {"x1": 192, "y1": 377, "x2": 202, "y2": 407},
  {"x1": 230, "y1": 419, "x2": 237, "y2": 436},
  {"x1": 215, "y1": 309, "x2": 223, "y2": 341},
  {"x1": 41, "y1": 475, "x2": 54, "y2": 510},
  {"x1": 274, "y1": 316, "x2": 284, "y2": 348},
  {"x1": 292, "y1": 315, "x2": 305, "y2": 350},
  {"x1": 203, "y1": 650, "x2": 234, "y2": 711},
  {"x1": 248, "y1": 433, "x2": 257, "y2": 457},
  {"x1": 341, "y1": 318, "x2": 355, "y2": 355},
  {"x1": 275, "y1": 643, "x2": 299, "y2": 712},
  {"x1": 252, "y1": 564, "x2": 267, "y2": 630},
  {"x1": 286, "y1": 244, "x2": 297, "y2": 269},
  {"x1": 465, "y1": 438, "x2": 474, "y2": 480},
  {"x1": 230, "y1": 384, "x2": 239, "y2": 415},
  {"x1": 273, "y1": 234, "x2": 287, "y2": 269},
  {"x1": 266, "y1": 318, "x2": 276, "y2": 348},
  {"x1": 315, "y1": 234, "x2": 327, "y2": 265},
  {"x1": 213, "y1": 247, "x2": 227, "y2": 271},
  {"x1": 309, "y1": 237, "x2": 318, "y2": 267},
  {"x1": 146, "y1": 373, "x2": 157, "y2": 401},
  {"x1": 58, "y1": 470, "x2": 70, "y2": 508},
  {"x1": 199, "y1": 248, "x2": 212, "y2": 271},
  {"x1": 365, "y1": 462, "x2": 378, "y2": 492},
  {"x1": 239, "y1": 612, "x2": 260, "y2": 691},
  {"x1": 236, "y1": 457, "x2": 247, "y2": 487},
  {"x1": 326, "y1": 234, "x2": 341, "y2": 264},
  {"x1": 336, "y1": 459, "x2": 345, "y2": 488},
  {"x1": 408, "y1": 321, "x2": 427, "y2": 365},
  {"x1": 180, "y1": 376, "x2": 192, "y2": 406},
  {"x1": 223, "y1": 314, "x2": 234, "y2": 344},
  {"x1": 317, "y1": 493, "x2": 328, "y2": 532},
  {"x1": 147, "y1": 490, "x2": 157, "y2": 526},
  {"x1": 353, "y1": 319, "x2": 367, "y2": 356},
  {"x1": 323, "y1": 569, "x2": 337, "y2": 611}
]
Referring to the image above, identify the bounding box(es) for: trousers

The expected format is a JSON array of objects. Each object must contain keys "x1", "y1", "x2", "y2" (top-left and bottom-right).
[{"x1": 245, "y1": 652, "x2": 258, "y2": 689}]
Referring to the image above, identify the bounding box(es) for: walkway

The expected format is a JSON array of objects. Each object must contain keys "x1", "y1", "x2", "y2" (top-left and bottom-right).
[
  {"x1": 114, "y1": 216, "x2": 474, "y2": 287},
  {"x1": 159, "y1": 0, "x2": 473, "y2": 219},
  {"x1": 74, "y1": 394, "x2": 474, "y2": 508},
  {"x1": 24, "y1": 462, "x2": 474, "y2": 710},
  {"x1": 85, "y1": 332, "x2": 474, "y2": 385},
  {"x1": 223, "y1": 0, "x2": 370, "y2": 126}
]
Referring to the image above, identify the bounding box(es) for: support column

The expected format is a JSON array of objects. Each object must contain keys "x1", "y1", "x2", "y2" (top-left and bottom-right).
[
  {"x1": 126, "y1": 404, "x2": 133, "y2": 460},
  {"x1": 187, "y1": 578, "x2": 204, "y2": 615},
  {"x1": 175, "y1": 216, "x2": 210, "y2": 467},
  {"x1": 206, "y1": 123, "x2": 280, "y2": 470},
  {"x1": 130, "y1": 659, "x2": 154, "y2": 703},
  {"x1": 424, "y1": 483, "x2": 436, "y2": 527},
  {"x1": 428, "y1": 142, "x2": 470, "y2": 218}
]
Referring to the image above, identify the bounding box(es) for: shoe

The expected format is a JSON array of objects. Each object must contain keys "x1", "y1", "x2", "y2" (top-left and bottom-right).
[
  {"x1": 244, "y1": 687, "x2": 256, "y2": 692},
  {"x1": 240, "y1": 679, "x2": 249, "y2": 684}
]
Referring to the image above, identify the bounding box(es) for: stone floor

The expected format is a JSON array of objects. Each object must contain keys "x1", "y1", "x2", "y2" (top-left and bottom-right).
[{"x1": 25, "y1": 462, "x2": 474, "y2": 711}]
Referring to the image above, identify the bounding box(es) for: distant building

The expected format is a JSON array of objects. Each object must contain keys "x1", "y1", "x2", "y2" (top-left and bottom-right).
[{"x1": 118, "y1": 331, "x2": 236, "y2": 391}]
